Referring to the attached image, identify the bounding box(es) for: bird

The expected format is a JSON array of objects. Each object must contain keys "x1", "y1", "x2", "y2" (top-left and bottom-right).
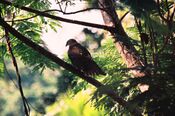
[{"x1": 66, "y1": 39, "x2": 106, "y2": 76}]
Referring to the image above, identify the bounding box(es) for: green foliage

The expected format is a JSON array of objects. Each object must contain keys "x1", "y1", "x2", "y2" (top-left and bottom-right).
[
  {"x1": 0, "y1": 44, "x2": 5, "y2": 77},
  {"x1": 0, "y1": 60, "x2": 59, "y2": 115},
  {"x1": 0, "y1": 1, "x2": 62, "y2": 114},
  {"x1": 118, "y1": 1, "x2": 175, "y2": 115},
  {"x1": 85, "y1": 0, "x2": 98, "y2": 8},
  {"x1": 46, "y1": 90, "x2": 105, "y2": 116},
  {"x1": 127, "y1": 74, "x2": 175, "y2": 115},
  {"x1": 13, "y1": 42, "x2": 58, "y2": 72},
  {"x1": 0, "y1": 61, "x2": 3, "y2": 77},
  {"x1": 120, "y1": 0, "x2": 157, "y2": 17},
  {"x1": 0, "y1": 0, "x2": 175, "y2": 115},
  {"x1": 65, "y1": 38, "x2": 130, "y2": 115},
  {"x1": 57, "y1": 70, "x2": 75, "y2": 94},
  {"x1": 90, "y1": 39, "x2": 133, "y2": 115},
  {"x1": 13, "y1": 0, "x2": 51, "y2": 10},
  {"x1": 82, "y1": 28, "x2": 104, "y2": 48},
  {"x1": 0, "y1": 0, "x2": 61, "y2": 74},
  {"x1": 15, "y1": 20, "x2": 42, "y2": 41}
]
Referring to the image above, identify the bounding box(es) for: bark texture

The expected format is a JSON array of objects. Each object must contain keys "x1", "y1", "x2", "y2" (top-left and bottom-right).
[{"x1": 98, "y1": 0, "x2": 146, "y2": 77}]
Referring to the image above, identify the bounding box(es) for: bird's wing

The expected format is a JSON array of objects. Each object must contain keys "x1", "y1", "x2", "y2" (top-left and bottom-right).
[
  {"x1": 77, "y1": 45, "x2": 106, "y2": 75},
  {"x1": 76, "y1": 43, "x2": 92, "y2": 59},
  {"x1": 68, "y1": 43, "x2": 91, "y2": 68},
  {"x1": 68, "y1": 44, "x2": 90, "y2": 58},
  {"x1": 68, "y1": 43, "x2": 105, "y2": 75}
]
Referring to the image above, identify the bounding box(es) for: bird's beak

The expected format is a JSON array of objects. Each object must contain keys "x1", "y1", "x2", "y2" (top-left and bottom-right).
[{"x1": 66, "y1": 42, "x2": 68, "y2": 46}]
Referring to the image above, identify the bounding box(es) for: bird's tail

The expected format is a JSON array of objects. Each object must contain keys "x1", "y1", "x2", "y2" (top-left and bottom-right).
[{"x1": 85, "y1": 61, "x2": 106, "y2": 76}]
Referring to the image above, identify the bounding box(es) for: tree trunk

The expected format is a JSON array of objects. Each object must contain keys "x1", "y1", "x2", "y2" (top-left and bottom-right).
[{"x1": 98, "y1": 0, "x2": 148, "y2": 91}]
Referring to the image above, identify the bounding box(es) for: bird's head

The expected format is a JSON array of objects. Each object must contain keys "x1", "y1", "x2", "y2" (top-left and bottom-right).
[{"x1": 66, "y1": 39, "x2": 77, "y2": 46}]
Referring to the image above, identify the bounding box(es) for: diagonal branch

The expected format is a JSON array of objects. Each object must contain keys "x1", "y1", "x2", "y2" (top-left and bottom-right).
[
  {"x1": 170, "y1": 6, "x2": 175, "y2": 22},
  {"x1": 0, "y1": 0, "x2": 115, "y2": 32},
  {"x1": 157, "y1": 0, "x2": 168, "y2": 22},
  {"x1": 0, "y1": 17, "x2": 142, "y2": 116},
  {"x1": 5, "y1": 30, "x2": 30, "y2": 116}
]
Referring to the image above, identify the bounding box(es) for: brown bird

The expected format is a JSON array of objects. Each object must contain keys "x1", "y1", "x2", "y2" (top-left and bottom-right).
[{"x1": 66, "y1": 39, "x2": 105, "y2": 76}]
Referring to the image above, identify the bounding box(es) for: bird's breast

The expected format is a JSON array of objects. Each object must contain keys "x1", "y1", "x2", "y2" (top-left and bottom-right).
[{"x1": 69, "y1": 46, "x2": 82, "y2": 55}]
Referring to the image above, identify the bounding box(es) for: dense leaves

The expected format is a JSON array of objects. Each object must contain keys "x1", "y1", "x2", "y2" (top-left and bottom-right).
[
  {"x1": 120, "y1": 0, "x2": 157, "y2": 17},
  {"x1": 0, "y1": 0, "x2": 175, "y2": 116},
  {"x1": 0, "y1": 0, "x2": 61, "y2": 72},
  {"x1": 0, "y1": 44, "x2": 5, "y2": 77}
]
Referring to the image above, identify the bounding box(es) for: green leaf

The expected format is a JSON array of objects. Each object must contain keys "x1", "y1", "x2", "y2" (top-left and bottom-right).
[{"x1": 0, "y1": 44, "x2": 6, "y2": 77}]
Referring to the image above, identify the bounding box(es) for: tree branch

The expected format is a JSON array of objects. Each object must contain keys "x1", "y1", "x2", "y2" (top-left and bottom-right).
[
  {"x1": 5, "y1": 30, "x2": 30, "y2": 116},
  {"x1": 0, "y1": 17, "x2": 142, "y2": 116},
  {"x1": 6, "y1": 15, "x2": 38, "y2": 22},
  {"x1": 0, "y1": 0, "x2": 115, "y2": 32},
  {"x1": 6, "y1": 8, "x2": 107, "y2": 22},
  {"x1": 52, "y1": 8, "x2": 107, "y2": 15},
  {"x1": 170, "y1": 5, "x2": 175, "y2": 22},
  {"x1": 157, "y1": 0, "x2": 168, "y2": 22}
]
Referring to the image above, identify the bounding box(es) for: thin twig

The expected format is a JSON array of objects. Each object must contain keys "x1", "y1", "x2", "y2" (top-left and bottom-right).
[
  {"x1": 2, "y1": 42, "x2": 45, "y2": 114},
  {"x1": 3, "y1": 60, "x2": 19, "y2": 88},
  {"x1": 57, "y1": 1, "x2": 63, "y2": 12},
  {"x1": 57, "y1": 8, "x2": 107, "y2": 15},
  {"x1": 117, "y1": 11, "x2": 130, "y2": 24},
  {"x1": 170, "y1": 4, "x2": 175, "y2": 22},
  {"x1": 0, "y1": 16, "x2": 143, "y2": 116},
  {"x1": 6, "y1": 15, "x2": 38, "y2": 22},
  {"x1": 157, "y1": 0, "x2": 168, "y2": 22},
  {"x1": 0, "y1": 1, "x2": 115, "y2": 32},
  {"x1": 1, "y1": 38, "x2": 19, "y2": 88},
  {"x1": 134, "y1": 17, "x2": 147, "y2": 65},
  {"x1": 165, "y1": 0, "x2": 170, "y2": 20},
  {"x1": 0, "y1": 35, "x2": 5, "y2": 40},
  {"x1": 5, "y1": 30, "x2": 30, "y2": 116},
  {"x1": 158, "y1": 35, "x2": 169, "y2": 54}
]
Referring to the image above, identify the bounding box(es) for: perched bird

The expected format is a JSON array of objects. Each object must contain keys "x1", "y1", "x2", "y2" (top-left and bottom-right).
[{"x1": 66, "y1": 39, "x2": 105, "y2": 76}]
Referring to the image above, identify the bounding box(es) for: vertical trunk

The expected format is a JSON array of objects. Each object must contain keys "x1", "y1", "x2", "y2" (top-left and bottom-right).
[
  {"x1": 98, "y1": 0, "x2": 145, "y2": 76},
  {"x1": 98, "y1": 0, "x2": 148, "y2": 91}
]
